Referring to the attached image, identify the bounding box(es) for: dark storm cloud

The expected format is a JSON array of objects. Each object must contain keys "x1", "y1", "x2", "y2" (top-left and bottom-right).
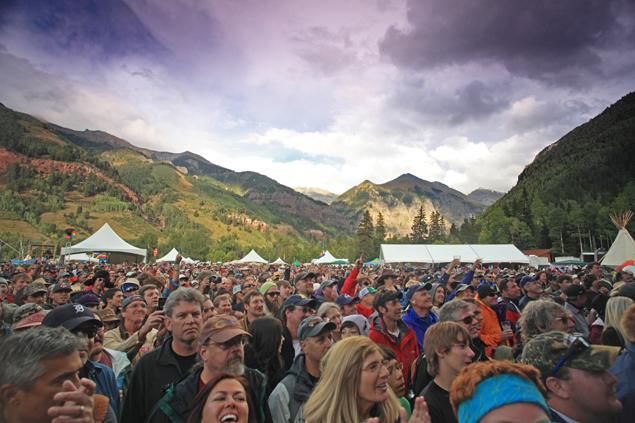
[
  {"x1": 0, "y1": 0, "x2": 169, "y2": 61},
  {"x1": 389, "y1": 77, "x2": 511, "y2": 126},
  {"x1": 379, "y1": 0, "x2": 635, "y2": 86}
]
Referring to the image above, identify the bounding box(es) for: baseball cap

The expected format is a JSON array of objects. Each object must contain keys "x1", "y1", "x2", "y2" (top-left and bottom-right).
[
  {"x1": 456, "y1": 284, "x2": 476, "y2": 293},
  {"x1": 58, "y1": 272, "x2": 71, "y2": 278},
  {"x1": 297, "y1": 316, "x2": 337, "y2": 341},
  {"x1": 521, "y1": 331, "x2": 620, "y2": 382},
  {"x1": 121, "y1": 295, "x2": 146, "y2": 310},
  {"x1": 319, "y1": 279, "x2": 337, "y2": 291},
  {"x1": 405, "y1": 282, "x2": 433, "y2": 301},
  {"x1": 11, "y1": 303, "x2": 44, "y2": 327},
  {"x1": 282, "y1": 295, "x2": 318, "y2": 310},
  {"x1": 52, "y1": 282, "x2": 73, "y2": 293},
  {"x1": 477, "y1": 284, "x2": 499, "y2": 299},
  {"x1": 199, "y1": 315, "x2": 250, "y2": 345},
  {"x1": 374, "y1": 289, "x2": 403, "y2": 310},
  {"x1": 293, "y1": 272, "x2": 315, "y2": 285},
  {"x1": 233, "y1": 285, "x2": 242, "y2": 295},
  {"x1": 24, "y1": 282, "x2": 47, "y2": 297},
  {"x1": 358, "y1": 287, "x2": 377, "y2": 299},
  {"x1": 418, "y1": 275, "x2": 434, "y2": 284},
  {"x1": 519, "y1": 275, "x2": 536, "y2": 288},
  {"x1": 13, "y1": 312, "x2": 46, "y2": 331},
  {"x1": 41, "y1": 304, "x2": 102, "y2": 331},
  {"x1": 335, "y1": 294, "x2": 359, "y2": 306},
  {"x1": 563, "y1": 284, "x2": 586, "y2": 297},
  {"x1": 617, "y1": 283, "x2": 635, "y2": 301},
  {"x1": 0, "y1": 277, "x2": 7, "y2": 286}
]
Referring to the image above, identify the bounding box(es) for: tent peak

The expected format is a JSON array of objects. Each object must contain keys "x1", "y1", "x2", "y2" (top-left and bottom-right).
[{"x1": 610, "y1": 210, "x2": 633, "y2": 230}]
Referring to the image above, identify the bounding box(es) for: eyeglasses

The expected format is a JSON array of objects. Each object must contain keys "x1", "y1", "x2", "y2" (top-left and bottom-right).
[
  {"x1": 488, "y1": 292, "x2": 500, "y2": 297},
  {"x1": 208, "y1": 335, "x2": 247, "y2": 350},
  {"x1": 549, "y1": 336, "x2": 590, "y2": 377},
  {"x1": 386, "y1": 362, "x2": 404, "y2": 376},
  {"x1": 266, "y1": 292, "x2": 280, "y2": 297},
  {"x1": 456, "y1": 315, "x2": 474, "y2": 325},
  {"x1": 243, "y1": 284, "x2": 255, "y2": 290},
  {"x1": 553, "y1": 316, "x2": 573, "y2": 325},
  {"x1": 72, "y1": 327, "x2": 99, "y2": 339},
  {"x1": 362, "y1": 359, "x2": 388, "y2": 374}
]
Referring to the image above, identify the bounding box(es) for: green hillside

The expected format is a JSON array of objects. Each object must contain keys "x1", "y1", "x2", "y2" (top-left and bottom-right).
[
  {"x1": 0, "y1": 103, "x2": 352, "y2": 262},
  {"x1": 475, "y1": 92, "x2": 635, "y2": 255}
]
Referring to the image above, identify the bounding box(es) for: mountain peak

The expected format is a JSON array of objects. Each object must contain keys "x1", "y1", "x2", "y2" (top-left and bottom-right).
[{"x1": 390, "y1": 173, "x2": 422, "y2": 183}]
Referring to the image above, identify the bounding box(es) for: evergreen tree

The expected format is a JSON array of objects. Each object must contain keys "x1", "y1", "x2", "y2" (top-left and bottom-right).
[
  {"x1": 355, "y1": 210, "x2": 375, "y2": 258},
  {"x1": 410, "y1": 206, "x2": 428, "y2": 243},
  {"x1": 374, "y1": 212, "x2": 387, "y2": 257},
  {"x1": 428, "y1": 211, "x2": 444, "y2": 243}
]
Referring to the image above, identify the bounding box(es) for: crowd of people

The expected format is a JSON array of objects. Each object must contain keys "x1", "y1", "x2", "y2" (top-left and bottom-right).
[{"x1": 1, "y1": 254, "x2": 634, "y2": 423}]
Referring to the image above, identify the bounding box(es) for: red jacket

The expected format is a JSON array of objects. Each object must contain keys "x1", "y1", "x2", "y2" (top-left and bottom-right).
[
  {"x1": 341, "y1": 268, "x2": 359, "y2": 297},
  {"x1": 369, "y1": 315, "x2": 419, "y2": 383}
]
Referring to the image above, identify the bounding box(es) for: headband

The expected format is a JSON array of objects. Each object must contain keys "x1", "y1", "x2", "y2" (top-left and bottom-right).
[{"x1": 457, "y1": 374, "x2": 551, "y2": 423}]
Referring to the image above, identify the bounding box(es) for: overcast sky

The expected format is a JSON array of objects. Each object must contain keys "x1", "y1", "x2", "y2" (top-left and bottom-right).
[{"x1": 1, "y1": 0, "x2": 634, "y2": 195}]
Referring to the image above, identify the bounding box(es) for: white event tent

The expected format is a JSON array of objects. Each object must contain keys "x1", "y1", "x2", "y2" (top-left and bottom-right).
[
  {"x1": 157, "y1": 248, "x2": 179, "y2": 263},
  {"x1": 272, "y1": 257, "x2": 287, "y2": 265},
  {"x1": 311, "y1": 250, "x2": 350, "y2": 265},
  {"x1": 60, "y1": 223, "x2": 147, "y2": 264},
  {"x1": 237, "y1": 249, "x2": 268, "y2": 264},
  {"x1": 601, "y1": 211, "x2": 635, "y2": 268},
  {"x1": 379, "y1": 244, "x2": 529, "y2": 265}
]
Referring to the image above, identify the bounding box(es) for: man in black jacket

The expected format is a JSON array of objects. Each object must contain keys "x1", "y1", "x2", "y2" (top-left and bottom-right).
[
  {"x1": 147, "y1": 314, "x2": 272, "y2": 423},
  {"x1": 121, "y1": 288, "x2": 204, "y2": 423}
]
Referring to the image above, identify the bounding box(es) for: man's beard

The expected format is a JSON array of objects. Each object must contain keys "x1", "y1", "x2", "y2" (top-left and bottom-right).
[
  {"x1": 223, "y1": 352, "x2": 245, "y2": 376},
  {"x1": 266, "y1": 298, "x2": 281, "y2": 315}
]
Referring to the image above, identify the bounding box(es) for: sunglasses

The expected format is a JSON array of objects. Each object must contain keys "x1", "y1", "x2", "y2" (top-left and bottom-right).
[
  {"x1": 266, "y1": 292, "x2": 280, "y2": 297},
  {"x1": 125, "y1": 287, "x2": 138, "y2": 293},
  {"x1": 550, "y1": 336, "x2": 590, "y2": 377},
  {"x1": 456, "y1": 315, "x2": 475, "y2": 325},
  {"x1": 243, "y1": 284, "x2": 255, "y2": 290},
  {"x1": 361, "y1": 282, "x2": 371, "y2": 287},
  {"x1": 72, "y1": 327, "x2": 99, "y2": 339},
  {"x1": 488, "y1": 292, "x2": 500, "y2": 297}
]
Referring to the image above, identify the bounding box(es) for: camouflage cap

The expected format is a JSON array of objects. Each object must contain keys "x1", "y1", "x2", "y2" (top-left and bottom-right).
[
  {"x1": 11, "y1": 303, "x2": 44, "y2": 329},
  {"x1": 521, "y1": 331, "x2": 621, "y2": 382},
  {"x1": 24, "y1": 282, "x2": 47, "y2": 297}
]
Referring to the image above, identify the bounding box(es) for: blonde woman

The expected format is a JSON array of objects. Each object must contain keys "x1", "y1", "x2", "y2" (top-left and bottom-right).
[
  {"x1": 316, "y1": 302, "x2": 343, "y2": 342},
  {"x1": 602, "y1": 296, "x2": 635, "y2": 348},
  {"x1": 303, "y1": 336, "x2": 430, "y2": 423}
]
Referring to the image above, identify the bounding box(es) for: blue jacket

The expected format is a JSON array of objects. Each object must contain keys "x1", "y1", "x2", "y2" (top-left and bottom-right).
[
  {"x1": 402, "y1": 308, "x2": 439, "y2": 351},
  {"x1": 84, "y1": 360, "x2": 121, "y2": 420},
  {"x1": 608, "y1": 342, "x2": 635, "y2": 400}
]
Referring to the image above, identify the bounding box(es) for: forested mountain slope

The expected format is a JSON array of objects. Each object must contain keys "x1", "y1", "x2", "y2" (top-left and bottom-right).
[
  {"x1": 0, "y1": 103, "x2": 350, "y2": 262},
  {"x1": 475, "y1": 92, "x2": 635, "y2": 255}
]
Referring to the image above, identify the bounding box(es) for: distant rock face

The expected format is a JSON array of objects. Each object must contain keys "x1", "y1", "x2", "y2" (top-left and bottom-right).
[
  {"x1": 293, "y1": 187, "x2": 339, "y2": 204},
  {"x1": 466, "y1": 188, "x2": 505, "y2": 206},
  {"x1": 245, "y1": 189, "x2": 352, "y2": 231},
  {"x1": 332, "y1": 174, "x2": 485, "y2": 236}
]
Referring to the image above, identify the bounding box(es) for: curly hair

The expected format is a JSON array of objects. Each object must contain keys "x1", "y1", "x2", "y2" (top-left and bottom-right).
[{"x1": 449, "y1": 361, "x2": 547, "y2": 415}]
